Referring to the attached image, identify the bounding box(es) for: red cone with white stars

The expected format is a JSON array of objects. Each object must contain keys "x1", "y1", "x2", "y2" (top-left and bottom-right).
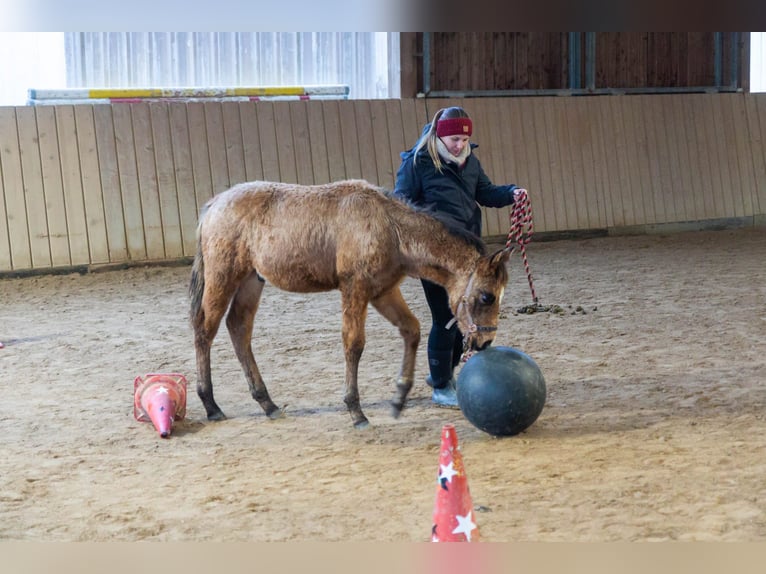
[
  {"x1": 134, "y1": 373, "x2": 187, "y2": 438},
  {"x1": 431, "y1": 423, "x2": 480, "y2": 542}
]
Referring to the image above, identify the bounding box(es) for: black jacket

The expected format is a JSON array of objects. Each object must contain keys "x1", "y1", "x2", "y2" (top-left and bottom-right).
[{"x1": 393, "y1": 127, "x2": 517, "y2": 236}]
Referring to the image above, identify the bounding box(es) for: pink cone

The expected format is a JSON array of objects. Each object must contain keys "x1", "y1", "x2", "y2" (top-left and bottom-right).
[
  {"x1": 431, "y1": 424, "x2": 480, "y2": 542},
  {"x1": 134, "y1": 373, "x2": 187, "y2": 438}
]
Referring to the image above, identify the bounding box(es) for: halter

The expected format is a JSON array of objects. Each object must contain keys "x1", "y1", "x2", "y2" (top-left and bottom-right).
[{"x1": 445, "y1": 272, "x2": 499, "y2": 340}]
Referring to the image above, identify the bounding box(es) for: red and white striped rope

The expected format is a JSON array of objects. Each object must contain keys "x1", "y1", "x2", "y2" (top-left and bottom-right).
[{"x1": 505, "y1": 190, "x2": 539, "y2": 305}]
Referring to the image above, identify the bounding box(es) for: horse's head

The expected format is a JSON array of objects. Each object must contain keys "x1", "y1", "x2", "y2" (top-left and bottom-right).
[{"x1": 451, "y1": 247, "x2": 511, "y2": 351}]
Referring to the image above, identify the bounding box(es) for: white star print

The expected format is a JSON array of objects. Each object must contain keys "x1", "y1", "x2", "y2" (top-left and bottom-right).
[
  {"x1": 452, "y1": 511, "x2": 478, "y2": 541},
  {"x1": 438, "y1": 461, "x2": 458, "y2": 484},
  {"x1": 155, "y1": 386, "x2": 169, "y2": 394}
]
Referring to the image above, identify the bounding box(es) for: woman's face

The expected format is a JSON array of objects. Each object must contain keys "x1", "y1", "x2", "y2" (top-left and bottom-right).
[{"x1": 439, "y1": 134, "x2": 470, "y2": 157}]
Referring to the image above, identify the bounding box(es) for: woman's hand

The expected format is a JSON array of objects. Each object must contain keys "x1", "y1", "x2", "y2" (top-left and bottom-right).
[{"x1": 513, "y1": 187, "x2": 528, "y2": 201}]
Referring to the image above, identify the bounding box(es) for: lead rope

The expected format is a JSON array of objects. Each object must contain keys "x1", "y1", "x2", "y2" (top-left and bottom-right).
[
  {"x1": 460, "y1": 189, "x2": 539, "y2": 364},
  {"x1": 505, "y1": 189, "x2": 541, "y2": 309}
]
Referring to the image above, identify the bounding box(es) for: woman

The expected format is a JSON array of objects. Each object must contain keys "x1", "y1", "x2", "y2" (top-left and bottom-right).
[{"x1": 394, "y1": 106, "x2": 527, "y2": 407}]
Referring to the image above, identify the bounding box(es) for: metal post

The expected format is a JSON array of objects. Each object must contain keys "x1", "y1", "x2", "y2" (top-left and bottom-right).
[
  {"x1": 422, "y1": 32, "x2": 431, "y2": 96},
  {"x1": 730, "y1": 32, "x2": 739, "y2": 89},
  {"x1": 568, "y1": 32, "x2": 581, "y2": 89},
  {"x1": 585, "y1": 32, "x2": 596, "y2": 91},
  {"x1": 714, "y1": 32, "x2": 722, "y2": 87}
]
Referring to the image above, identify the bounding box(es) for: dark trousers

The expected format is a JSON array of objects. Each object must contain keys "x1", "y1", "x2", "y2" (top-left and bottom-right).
[{"x1": 421, "y1": 279, "x2": 464, "y2": 388}]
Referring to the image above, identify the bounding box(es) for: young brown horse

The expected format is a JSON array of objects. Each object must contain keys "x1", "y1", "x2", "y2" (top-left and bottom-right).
[{"x1": 189, "y1": 179, "x2": 511, "y2": 428}]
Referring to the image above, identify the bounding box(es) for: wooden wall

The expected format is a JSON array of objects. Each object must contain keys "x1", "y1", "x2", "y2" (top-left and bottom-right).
[
  {"x1": 1, "y1": 93, "x2": 766, "y2": 274},
  {"x1": 594, "y1": 33, "x2": 744, "y2": 90},
  {"x1": 401, "y1": 33, "x2": 747, "y2": 95}
]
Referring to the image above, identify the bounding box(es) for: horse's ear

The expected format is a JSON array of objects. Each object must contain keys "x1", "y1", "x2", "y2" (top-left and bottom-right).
[{"x1": 490, "y1": 247, "x2": 512, "y2": 267}]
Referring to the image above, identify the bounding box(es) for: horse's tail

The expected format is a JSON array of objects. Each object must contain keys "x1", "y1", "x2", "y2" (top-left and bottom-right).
[{"x1": 189, "y1": 205, "x2": 209, "y2": 330}]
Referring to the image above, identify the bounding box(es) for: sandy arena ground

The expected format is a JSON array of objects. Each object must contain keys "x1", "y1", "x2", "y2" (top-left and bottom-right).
[{"x1": 1, "y1": 228, "x2": 765, "y2": 541}]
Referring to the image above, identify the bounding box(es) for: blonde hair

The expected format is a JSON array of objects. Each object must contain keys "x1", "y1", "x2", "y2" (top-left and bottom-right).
[{"x1": 412, "y1": 107, "x2": 471, "y2": 173}]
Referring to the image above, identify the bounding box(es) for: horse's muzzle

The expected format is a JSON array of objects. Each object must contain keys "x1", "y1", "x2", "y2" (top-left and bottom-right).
[
  {"x1": 476, "y1": 339, "x2": 493, "y2": 351},
  {"x1": 466, "y1": 336, "x2": 494, "y2": 352}
]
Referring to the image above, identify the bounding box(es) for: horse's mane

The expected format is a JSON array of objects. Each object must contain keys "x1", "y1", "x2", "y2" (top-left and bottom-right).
[{"x1": 381, "y1": 187, "x2": 488, "y2": 256}]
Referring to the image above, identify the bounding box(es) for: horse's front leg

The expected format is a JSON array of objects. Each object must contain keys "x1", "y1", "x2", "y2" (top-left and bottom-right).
[
  {"x1": 371, "y1": 286, "x2": 420, "y2": 418},
  {"x1": 340, "y1": 290, "x2": 370, "y2": 429},
  {"x1": 227, "y1": 272, "x2": 283, "y2": 419}
]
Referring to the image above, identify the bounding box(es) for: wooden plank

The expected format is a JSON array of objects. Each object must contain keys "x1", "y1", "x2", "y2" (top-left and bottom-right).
[
  {"x1": 393, "y1": 98, "x2": 425, "y2": 193},
  {"x1": 564, "y1": 98, "x2": 594, "y2": 229},
  {"x1": 35, "y1": 106, "x2": 71, "y2": 266},
  {"x1": 693, "y1": 95, "x2": 721, "y2": 220},
  {"x1": 0, "y1": 107, "x2": 31, "y2": 270},
  {"x1": 130, "y1": 102, "x2": 165, "y2": 260},
  {"x1": 150, "y1": 103, "x2": 183, "y2": 259},
  {"x1": 667, "y1": 95, "x2": 696, "y2": 222},
  {"x1": 370, "y1": 100, "x2": 392, "y2": 186},
  {"x1": 74, "y1": 105, "x2": 109, "y2": 264},
  {"x1": 607, "y1": 96, "x2": 635, "y2": 226},
  {"x1": 541, "y1": 97, "x2": 568, "y2": 230},
  {"x1": 204, "y1": 102, "x2": 231, "y2": 194},
  {"x1": 575, "y1": 97, "x2": 603, "y2": 229},
  {"x1": 186, "y1": 102, "x2": 214, "y2": 212},
  {"x1": 551, "y1": 98, "x2": 581, "y2": 229},
  {"x1": 306, "y1": 101, "x2": 330, "y2": 184},
  {"x1": 423, "y1": 98, "x2": 451, "y2": 122},
  {"x1": 255, "y1": 102, "x2": 281, "y2": 182},
  {"x1": 615, "y1": 96, "x2": 641, "y2": 225},
  {"x1": 238, "y1": 102, "x2": 265, "y2": 182},
  {"x1": 168, "y1": 103, "x2": 199, "y2": 256},
  {"x1": 274, "y1": 102, "x2": 297, "y2": 184},
  {"x1": 221, "y1": 102, "x2": 246, "y2": 185},
  {"x1": 721, "y1": 94, "x2": 754, "y2": 217},
  {"x1": 0, "y1": 110, "x2": 11, "y2": 271},
  {"x1": 516, "y1": 98, "x2": 549, "y2": 231},
  {"x1": 353, "y1": 100, "x2": 378, "y2": 184},
  {"x1": 472, "y1": 99, "x2": 499, "y2": 235},
  {"x1": 384, "y1": 99, "x2": 409, "y2": 190},
  {"x1": 111, "y1": 104, "x2": 147, "y2": 261},
  {"x1": 659, "y1": 94, "x2": 686, "y2": 221},
  {"x1": 709, "y1": 97, "x2": 739, "y2": 219},
  {"x1": 745, "y1": 95, "x2": 766, "y2": 214},
  {"x1": 338, "y1": 101, "x2": 362, "y2": 180},
  {"x1": 54, "y1": 106, "x2": 91, "y2": 265},
  {"x1": 626, "y1": 96, "x2": 654, "y2": 224},
  {"x1": 320, "y1": 100, "x2": 347, "y2": 182},
  {"x1": 398, "y1": 97, "x2": 421, "y2": 150},
  {"x1": 289, "y1": 101, "x2": 314, "y2": 185},
  {"x1": 679, "y1": 95, "x2": 708, "y2": 220},
  {"x1": 581, "y1": 97, "x2": 610, "y2": 228},
  {"x1": 729, "y1": 95, "x2": 755, "y2": 217},
  {"x1": 16, "y1": 107, "x2": 52, "y2": 268},
  {"x1": 501, "y1": 98, "x2": 534, "y2": 225},
  {"x1": 473, "y1": 98, "x2": 506, "y2": 236},
  {"x1": 92, "y1": 105, "x2": 128, "y2": 262},
  {"x1": 644, "y1": 95, "x2": 676, "y2": 224},
  {"x1": 595, "y1": 97, "x2": 622, "y2": 227}
]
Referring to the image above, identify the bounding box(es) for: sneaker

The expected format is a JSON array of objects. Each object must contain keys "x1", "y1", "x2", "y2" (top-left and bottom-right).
[{"x1": 429, "y1": 377, "x2": 459, "y2": 409}]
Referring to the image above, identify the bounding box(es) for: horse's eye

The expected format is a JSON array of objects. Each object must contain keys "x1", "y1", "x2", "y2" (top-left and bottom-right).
[{"x1": 479, "y1": 292, "x2": 496, "y2": 305}]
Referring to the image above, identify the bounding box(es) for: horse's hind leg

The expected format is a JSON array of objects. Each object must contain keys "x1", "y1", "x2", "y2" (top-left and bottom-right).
[
  {"x1": 191, "y1": 270, "x2": 234, "y2": 422},
  {"x1": 371, "y1": 286, "x2": 420, "y2": 418},
  {"x1": 226, "y1": 271, "x2": 282, "y2": 419}
]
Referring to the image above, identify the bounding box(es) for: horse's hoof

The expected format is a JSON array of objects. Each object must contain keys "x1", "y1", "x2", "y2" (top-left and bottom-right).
[
  {"x1": 207, "y1": 411, "x2": 227, "y2": 422},
  {"x1": 390, "y1": 402, "x2": 404, "y2": 419},
  {"x1": 267, "y1": 407, "x2": 286, "y2": 420},
  {"x1": 353, "y1": 419, "x2": 370, "y2": 430}
]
